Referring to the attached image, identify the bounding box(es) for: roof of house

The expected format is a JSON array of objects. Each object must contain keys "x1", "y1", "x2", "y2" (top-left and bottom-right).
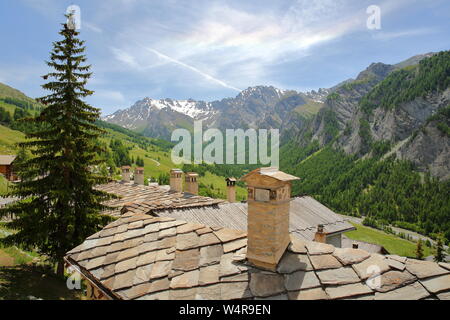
[
  {"x1": 96, "y1": 181, "x2": 224, "y2": 217},
  {"x1": 241, "y1": 167, "x2": 300, "y2": 182},
  {"x1": 151, "y1": 197, "x2": 355, "y2": 241},
  {"x1": 0, "y1": 155, "x2": 16, "y2": 166},
  {"x1": 65, "y1": 213, "x2": 450, "y2": 300},
  {"x1": 342, "y1": 236, "x2": 389, "y2": 255}
]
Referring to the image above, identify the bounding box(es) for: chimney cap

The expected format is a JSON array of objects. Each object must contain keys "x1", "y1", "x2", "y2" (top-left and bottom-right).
[
  {"x1": 226, "y1": 177, "x2": 237, "y2": 182},
  {"x1": 186, "y1": 172, "x2": 199, "y2": 177},
  {"x1": 171, "y1": 168, "x2": 183, "y2": 173},
  {"x1": 121, "y1": 165, "x2": 131, "y2": 169},
  {"x1": 241, "y1": 167, "x2": 300, "y2": 182},
  {"x1": 135, "y1": 167, "x2": 144, "y2": 171}
]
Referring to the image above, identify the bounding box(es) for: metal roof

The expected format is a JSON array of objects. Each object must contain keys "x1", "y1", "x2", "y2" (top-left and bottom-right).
[
  {"x1": 0, "y1": 155, "x2": 16, "y2": 165},
  {"x1": 241, "y1": 167, "x2": 300, "y2": 182}
]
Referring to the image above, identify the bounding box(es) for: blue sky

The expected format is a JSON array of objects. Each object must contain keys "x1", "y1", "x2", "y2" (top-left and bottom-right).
[{"x1": 0, "y1": 0, "x2": 449, "y2": 115}]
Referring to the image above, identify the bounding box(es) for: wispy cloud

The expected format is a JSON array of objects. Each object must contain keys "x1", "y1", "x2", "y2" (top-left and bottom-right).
[{"x1": 372, "y1": 28, "x2": 437, "y2": 41}]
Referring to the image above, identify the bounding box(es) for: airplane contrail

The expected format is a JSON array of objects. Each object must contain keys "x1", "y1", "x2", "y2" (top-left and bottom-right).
[{"x1": 143, "y1": 46, "x2": 242, "y2": 92}]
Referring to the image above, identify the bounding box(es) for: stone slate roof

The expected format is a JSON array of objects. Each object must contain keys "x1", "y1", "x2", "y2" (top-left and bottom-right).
[
  {"x1": 65, "y1": 213, "x2": 450, "y2": 300},
  {"x1": 152, "y1": 197, "x2": 355, "y2": 241},
  {"x1": 96, "y1": 181, "x2": 224, "y2": 217}
]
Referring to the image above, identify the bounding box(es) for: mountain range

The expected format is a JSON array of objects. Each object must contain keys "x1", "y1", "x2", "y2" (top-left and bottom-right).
[{"x1": 103, "y1": 51, "x2": 449, "y2": 180}]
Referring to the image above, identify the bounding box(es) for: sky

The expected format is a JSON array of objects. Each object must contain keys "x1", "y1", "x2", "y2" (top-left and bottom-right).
[{"x1": 0, "y1": 0, "x2": 449, "y2": 116}]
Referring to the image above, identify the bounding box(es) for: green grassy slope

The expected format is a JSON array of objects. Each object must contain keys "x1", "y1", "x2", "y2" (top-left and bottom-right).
[
  {"x1": 0, "y1": 124, "x2": 25, "y2": 154},
  {"x1": 346, "y1": 222, "x2": 432, "y2": 258}
]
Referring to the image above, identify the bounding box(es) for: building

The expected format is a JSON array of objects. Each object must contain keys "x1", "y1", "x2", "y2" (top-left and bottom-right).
[
  {"x1": 0, "y1": 155, "x2": 17, "y2": 181},
  {"x1": 65, "y1": 168, "x2": 450, "y2": 300},
  {"x1": 151, "y1": 198, "x2": 355, "y2": 247}
]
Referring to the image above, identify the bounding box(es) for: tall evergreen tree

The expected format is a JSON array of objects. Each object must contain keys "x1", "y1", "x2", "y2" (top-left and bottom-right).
[
  {"x1": 434, "y1": 234, "x2": 445, "y2": 263},
  {"x1": 0, "y1": 16, "x2": 113, "y2": 277}
]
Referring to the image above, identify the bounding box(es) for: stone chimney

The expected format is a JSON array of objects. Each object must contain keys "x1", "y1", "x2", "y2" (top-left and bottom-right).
[
  {"x1": 185, "y1": 172, "x2": 199, "y2": 195},
  {"x1": 134, "y1": 167, "x2": 144, "y2": 185},
  {"x1": 314, "y1": 224, "x2": 327, "y2": 243},
  {"x1": 226, "y1": 177, "x2": 237, "y2": 203},
  {"x1": 170, "y1": 169, "x2": 183, "y2": 192},
  {"x1": 121, "y1": 166, "x2": 131, "y2": 183},
  {"x1": 241, "y1": 167, "x2": 300, "y2": 271}
]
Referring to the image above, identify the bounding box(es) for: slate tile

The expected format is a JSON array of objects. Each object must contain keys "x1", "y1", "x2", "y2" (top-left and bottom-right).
[
  {"x1": 370, "y1": 270, "x2": 416, "y2": 292},
  {"x1": 223, "y1": 238, "x2": 247, "y2": 253},
  {"x1": 220, "y1": 282, "x2": 252, "y2": 300},
  {"x1": 352, "y1": 254, "x2": 390, "y2": 280},
  {"x1": 405, "y1": 259, "x2": 449, "y2": 279},
  {"x1": 325, "y1": 283, "x2": 373, "y2": 300},
  {"x1": 150, "y1": 260, "x2": 172, "y2": 279},
  {"x1": 219, "y1": 253, "x2": 241, "y2": 277},
  {"x1": 170, "y1": 270, "x2": 200, "y2": 289},
  {"x1": 136, "y1": 251, "x2": 157, "y2": 267},
  {"x1": 374, "y1": 282, "x2": 430, "y2": 300},
  {"x1": 199, "y1": 265, "x2": 220, "y2": 285},
  {"x1": 316, "y1": 267, "x2": 361, "y2": 285},
  {"x1": 310, "y1": 254, "x2": 342, "y2": 270},
  {"x1": 213, "y1": 229, "x2": 246, "y2": 243},
  {"x1": 196, "y1": 284, "x2": 221, "y2": 300},
  {"x1": 288, "y1": 287, "x2": 329, "y2": 300},
  {"x1": 176, "y1": 232, "x2": 200, "y2": 251},
  {"x1": 420, "y1": 274, "x2": 450, "y2": 293},
  {"x1": 284, "y1": 271, "x2": 321, "y2": 291},
  {"x1": 249, "y1": 272, "x2": 285, "y2": 297},
  {"x1": 133, "y1": 264, "x2": 153, "y2": 285},
  {"x1": 332, "y1": 248, "x2": 370, "y2": 265},
  {"x1": 277, "y1": 252, "x2": 313, "y2": 273},
  {"x1": 199, "y1": 233, "x2": 221, "y2": 247},
  {"x1": 305, "y1": 242, "x2": 335, "y2": 255},
  {"x1": 172, "y1": 248, "x2": 200, "y2": 271},
  {"x1": 115, "y1": 256, "x2": 138, "y2": 274},
  {"x1": 169, "y1": 288, "x2": 197, "y2": 300},
  {"x1": 199, "y1": 244, "x2": 223, "y2": 267}
]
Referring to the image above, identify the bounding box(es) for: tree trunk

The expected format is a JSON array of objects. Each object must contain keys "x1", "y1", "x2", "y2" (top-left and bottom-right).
[{"x1": 56, "y1": 258, "x2": 65, "y2": 278}]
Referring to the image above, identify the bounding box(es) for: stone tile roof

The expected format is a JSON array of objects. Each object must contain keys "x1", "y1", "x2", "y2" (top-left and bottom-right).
[
  {"x1": 152, "y1": 196, "x2": 355, "y2": 241},
  {"x1": 96, "y1": 181, "x2": 224, "y2": 217},
  {"x1": 65, "y1": 214, "x2": 450, "y2": 300}
]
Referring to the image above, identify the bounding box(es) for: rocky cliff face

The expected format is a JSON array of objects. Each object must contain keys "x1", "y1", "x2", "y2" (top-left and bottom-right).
[{"x1": 104, "y1": 51, "x2": 450, "y2": 180}]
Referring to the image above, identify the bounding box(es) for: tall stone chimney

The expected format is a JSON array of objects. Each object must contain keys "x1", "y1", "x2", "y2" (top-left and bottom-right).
[
  {"x1": 121, "y1": 166, "x2": 131, "y2": 183},
  {"x1": 226, "y1": 177, "x2": 237, "y2": 203},
  {"x1": 170, "y1": 169, "x2": 183, "y2": 192},
  {"x1": 241, "y1": 167, "x2": 300, "y2": 271},
  {"x1": 185, "y1": 172, "x2": 199, "y2": 195},
  {"x1": 314, "y1": 224, "x2": 327, "y2": 243},
  {"x1": 134, "y1": 167, "x2": 144, "y2": 185}
]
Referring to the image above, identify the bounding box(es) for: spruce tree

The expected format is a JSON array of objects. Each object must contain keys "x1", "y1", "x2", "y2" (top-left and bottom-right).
[
  {"x1": 415, "y1": 239, "x2": 424, "y2": 260},
  {"x1": 0, "y1": 16, "x2": 113, "y2": 277},
  {"x1": 434, "y1": 234, "x2": 445, "y2": 263}
]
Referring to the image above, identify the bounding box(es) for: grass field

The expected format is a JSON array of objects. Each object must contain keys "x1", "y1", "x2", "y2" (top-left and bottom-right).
[
  {"x1": 0, "y1": 124, "x2": 25, "y2": 154},
  {"x1": 0, "y1": 222, "x2": 83, "y2": 300},
  {"x1": 346, "y1": 222, "x2": 433, "y2": 258}
]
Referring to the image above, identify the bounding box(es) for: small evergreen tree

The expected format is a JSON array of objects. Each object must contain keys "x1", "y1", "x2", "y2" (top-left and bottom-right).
[
  {"x1": 415, "y1": 239, "x2": 424, "y2": 260},
  {"x1": 434, "y1": 234, "x2": 445, "y2": 262},
  {"x1": 0, "y1": 16, "x2": 113, "y2": 277}
]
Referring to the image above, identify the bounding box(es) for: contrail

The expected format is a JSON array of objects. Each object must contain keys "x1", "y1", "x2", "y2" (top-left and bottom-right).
[{"x1": 143, "y1": 46, "x2": 242, "y2": 92}]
